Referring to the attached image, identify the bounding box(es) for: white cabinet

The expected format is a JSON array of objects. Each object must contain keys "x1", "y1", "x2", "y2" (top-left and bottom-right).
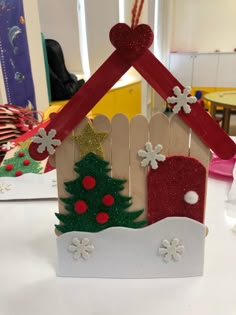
[
  {"x1": 217, "y1": 53, "x2": 236, "y2": 87},
  {"x1": 169, "y1": 52, "x2": 236, "y2": 88},
  {"x1": 168, "y1": 53, "x2": 193, "y2": 86},
  {"x1": 192, "y1": 54, "x2": 218, "y2": 87}
]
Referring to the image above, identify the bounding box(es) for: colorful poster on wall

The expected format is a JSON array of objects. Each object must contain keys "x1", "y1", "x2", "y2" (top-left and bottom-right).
[{"x1": 0, "y1": 0, "x2": 36, "y2": 110}]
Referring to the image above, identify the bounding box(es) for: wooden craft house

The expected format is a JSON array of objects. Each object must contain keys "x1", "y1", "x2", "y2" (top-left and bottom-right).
[{"x1": 28, "y1": 21, "x2": 236, "y2": 278}]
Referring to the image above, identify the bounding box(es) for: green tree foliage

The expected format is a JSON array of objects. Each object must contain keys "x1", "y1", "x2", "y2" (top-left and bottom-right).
[
  {"x1": 55, "y1": 152, "x2": 146, "y2": 233},
  {"x1": 0, "y1": 148, "x2": 43, "y2": 177}
]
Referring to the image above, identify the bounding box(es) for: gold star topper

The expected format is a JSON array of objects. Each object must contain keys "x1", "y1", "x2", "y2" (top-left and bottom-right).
[
  {"x1": 18, "y1": 139, "x2": 32, "y2": 149},
  {"x1": 73, "y1": 123, "x2": 108, "y2": 159}
]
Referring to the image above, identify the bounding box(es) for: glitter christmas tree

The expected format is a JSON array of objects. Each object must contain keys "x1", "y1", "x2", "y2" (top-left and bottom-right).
[{"x1": 55, "y1": 152, "x2": 146, "y2": 233}]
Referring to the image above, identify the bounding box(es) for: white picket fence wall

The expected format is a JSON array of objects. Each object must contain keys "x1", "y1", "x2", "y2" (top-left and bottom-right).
[{"x1": 53, "y1": 113, "x2": 210, "y2": 220}]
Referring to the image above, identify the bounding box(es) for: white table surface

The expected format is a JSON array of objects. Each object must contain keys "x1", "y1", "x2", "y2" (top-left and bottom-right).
[{"x1": 0, "y1": 176, "x2": 236, "y2": 315}]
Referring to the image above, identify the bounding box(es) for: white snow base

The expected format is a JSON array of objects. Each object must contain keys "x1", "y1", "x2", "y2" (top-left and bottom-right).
[
  {"x1": 56, "y1": 217, "x2": 206, "y2": 279},
  {"x1": 0, "y1": 170, "x2": 57, "y2": 200}
]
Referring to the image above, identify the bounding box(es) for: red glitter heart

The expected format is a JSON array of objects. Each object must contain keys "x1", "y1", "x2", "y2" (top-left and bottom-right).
[{"x1": 109, "y1": 23, "x2": 153, "y2": 62}]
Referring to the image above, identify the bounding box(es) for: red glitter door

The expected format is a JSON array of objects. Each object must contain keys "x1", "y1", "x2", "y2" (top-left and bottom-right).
[{"x1": 147, "y1": 156, "x2": 207, "y2": 224}]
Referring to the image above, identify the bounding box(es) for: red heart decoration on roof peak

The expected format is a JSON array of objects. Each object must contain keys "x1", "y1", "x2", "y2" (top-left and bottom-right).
[{"x1": 109, "y1": 23, "x2": 154, "y2": 62}]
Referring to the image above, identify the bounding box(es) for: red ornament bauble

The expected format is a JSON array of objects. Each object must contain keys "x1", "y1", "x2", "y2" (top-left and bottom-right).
[
  {"x1": 96, "y1": 212, "x2": 109, "y2": 224},
  {"x1": 5, "y1": 164, "x2": 13, "y2": 171},
  {"x1": 18, "y1": 152, "x2": 25, "y2": 157},
  {"x1": 82, "y1": 176, "x2": 96, "y2": 190},
  {"x1": 74, "y1": 200, "x2": 88, "y2": 214},
  {"x1": 102, "y1": 194, "x2": 114, "y2": 206},
  {"x1": 23, "y1": 159, "x2": 31, "y2": 166},
  {"x1": 15, "y1": 170, "x2": 23, "y2": 177}
]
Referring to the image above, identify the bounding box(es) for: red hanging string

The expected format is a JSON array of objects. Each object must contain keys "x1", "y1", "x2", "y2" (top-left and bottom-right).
[
  {"x1": 134, "y1": 0, "x2": 144, "y2": 28},
  {"x1": 131, "y1": 0, "x2": 145, "y2": 29},
  {"x1": 131, "y1": 0, "x2": 138, "y2": 29}
]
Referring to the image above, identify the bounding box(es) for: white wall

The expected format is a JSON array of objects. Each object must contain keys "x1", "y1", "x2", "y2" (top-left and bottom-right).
[
  {"x1": 171, "y1": 0, "x2": 236, "y2": 53},
  {"x1": 37, "y1": 1, "x2": 236, "y2": 72},
  {"x1": 37, "y1": 0, "x2": 150, "y2": 77},
  {"x1": 83, "y1": 0, "x2": 119, "y2": 75},
  {"x1": 37, "y1": 0, "x2": 82, "y2": 73}
]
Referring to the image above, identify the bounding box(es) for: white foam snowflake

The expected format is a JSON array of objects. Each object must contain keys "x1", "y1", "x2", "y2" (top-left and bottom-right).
[
  {"x1": 0, "y1": 182, "x2": 12, "y2": 193},
  {"x1": 1, "y1": 141, "x2": 15, "y2": 151},
  {"x1": 68, "y1": 237, "x2": 95, "y2": 260},
  {"x1": 138, "y1": 142, "x2": 166, "y2": 169},
  {"x1": 32, "y1": 128, "x2": 61, "y2": 155},
  {"x1": 167, "y1": 86, "x2": 197, "y2": 114},
  {"x1": 159, "y1": 238, "x2": 184, "y2": 262}
]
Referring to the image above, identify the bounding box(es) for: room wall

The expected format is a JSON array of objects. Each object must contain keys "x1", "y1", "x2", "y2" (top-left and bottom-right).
[
  {"x1": 171, "y1": 0, "x2": 236, "y2": 53},
  {"x1": 83, "y1": 0, "x2": 119, "y2": 76},
  {"x1": 36, "y1": 1, "x2": 236, "y2": 72},
  {"x1": 37, "y1": 0, "x2": 82, "y2": 73},
  {"x1": 37, "y1": 0, "x2": 150, "y2": 76}
]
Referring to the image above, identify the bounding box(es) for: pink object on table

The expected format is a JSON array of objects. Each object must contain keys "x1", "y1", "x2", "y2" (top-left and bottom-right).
[{"x1": 209, "y1": 138, "x2": 236, "y2": 178}]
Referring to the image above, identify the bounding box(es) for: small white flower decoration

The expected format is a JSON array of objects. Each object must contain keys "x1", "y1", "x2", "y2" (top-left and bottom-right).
[
  {"x1": 159, "y1": 238, "x2": 184, "y2": 262},
  {"x1": 1, "y1": 141, "x2": 15, "y2": 151},
  {"x1": 0, "y1": 182, "x2": 12, "y2": 193},
  {"x1": 138, "y1": 142, "x2": 166, "y2": 169},
  {"x1": 167, "y1": 86, "x2": 197, "y2": 114},
  {"x1": 32, "y1": 128, "x2": 61, "y2": 155},
  {"x1": 68, "y1": 237, "x2": 94, "y2": 260}
]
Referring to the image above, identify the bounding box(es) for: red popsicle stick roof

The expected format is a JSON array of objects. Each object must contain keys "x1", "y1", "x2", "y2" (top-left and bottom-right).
[{"x1": 29, "y1": 23, "x2": 236, "y2": 161}]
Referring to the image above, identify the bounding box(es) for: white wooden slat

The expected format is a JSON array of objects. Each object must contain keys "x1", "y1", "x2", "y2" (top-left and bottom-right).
[
  {"x1": 129, "y1": 114, "x2": 149, "y2": 218},
  {"x1": 189, "y1": 130, "x2": 210, "y2": 223},
  {"x1": 149, "y1": 112, "x2": 170, "y2": 156},
  {"x1": 73, "y1": 117, "x2": 90, "y2": 163},
  {"x1": 48, "y1": 154, "x2": 56, "y2": 168},
  {"x1": 168, "y1": 114, "x2": 190, "y2": 156},
  {"x1": 55, "y1": 133, "x2": 76, "y2": 216},
  {"x1": 190, "y1": 130, "x2": 211, "y2": 169},
  {"x1": 55, "y1": 117, "x2": 89, "y2": 219},
  {"x1": 111, "y1": 113, "x2": 130, "y2": 196},
  {"x1": 92, "y1": 114, "x2": 111, "y2": 171}
]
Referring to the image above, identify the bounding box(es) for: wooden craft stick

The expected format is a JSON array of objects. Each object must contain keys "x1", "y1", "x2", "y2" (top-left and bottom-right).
[
  {"x1": 149, "y1": 112, "x2": 170, "y2": 156},
  {"x1": 129, "y1": 114, "x2": 148, "y2": 218},
  {"x1": 92, "y1": 115, "x2": 111, "y2": 164},
  {"x1": 111, "y1": 114, "x2": 130, "y2": 196},
  {"x1": 73, "y1": 117, "x2": 90, "y2": 162},
  {"x1": 55, "y1": 133, "x2": 76, "y2": 215},
  {"x1": 168, "y1": 114, "x2": 190, "y2": 156},
  {"x1": 190, "y1": 129, "x2": 211, "y2": 169},
  {"x1": 92, "y1": 115, "x2": 111, "y2": 175}
]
